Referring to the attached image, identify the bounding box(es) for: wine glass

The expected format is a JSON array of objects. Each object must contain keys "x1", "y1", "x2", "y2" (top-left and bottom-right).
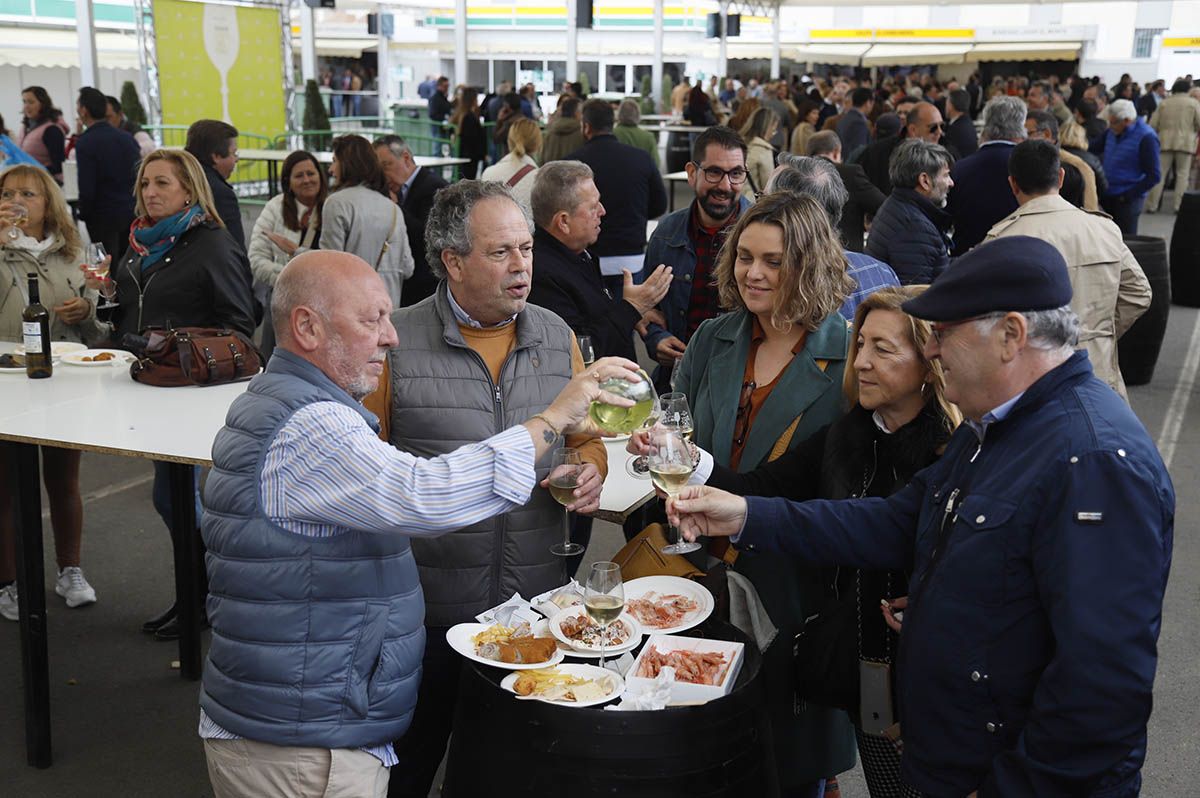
[
  {"x1": 577, "y1": 335, "x2": 595, "y2": 368},
  {"x1": 588, "y1": 368, "x2": 655, "y2": 435},
  {"x1": 623, "y1": 393, "x2": 662, "y2": 479},
  {"x1": 548, "y1": 447, "x2": 585, "y2": 557},
  {"x1": 3, "y1": 201, "x2": 28, "y2": 241},
  {"x1": 659, "y1": 392, "x2": 694, "y2": 442},
  {"x1": 669, "y1": 355, "x2": 684, "y2": 392},
  {"x1": 650, "y1": 426, "x2": 700, "y2": 555},
  {"x1": 86, "y1": 243, "x2": 118, "y2": 309},
  {"x1": 584, "y1": 561, "x2": 624, "y2": 668}
]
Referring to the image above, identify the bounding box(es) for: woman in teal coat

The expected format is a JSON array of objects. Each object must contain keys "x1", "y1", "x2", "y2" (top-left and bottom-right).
[{"x1": 675, "y1": 192, "x2": 857, "y2": 796}]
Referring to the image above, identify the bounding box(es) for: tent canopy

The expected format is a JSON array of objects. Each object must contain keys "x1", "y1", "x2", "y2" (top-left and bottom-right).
[
  {"x1": 970, "y1": 41, "x2": 1082, "y2": 61},
  {"x1": 0, "y1": 28, "x2": 139, "y2": 69},
  {"x1": 861, "y1": 43, "x2": 973, "y2": 66}
]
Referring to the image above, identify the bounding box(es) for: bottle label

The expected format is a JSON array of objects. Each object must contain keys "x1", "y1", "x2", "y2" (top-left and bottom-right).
[{"x1": 22, "y1": 321, "x2": 45, "y2": 354}]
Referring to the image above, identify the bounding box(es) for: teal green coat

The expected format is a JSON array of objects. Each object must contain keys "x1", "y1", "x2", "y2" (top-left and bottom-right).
[{"x1": 677, "y1": 309, "x2": 858, "y2": 786}]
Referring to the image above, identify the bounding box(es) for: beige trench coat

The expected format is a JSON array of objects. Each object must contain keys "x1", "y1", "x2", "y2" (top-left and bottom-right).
[{"x1": 986, "y1": 193, "x2": 1152, "y2": 400}]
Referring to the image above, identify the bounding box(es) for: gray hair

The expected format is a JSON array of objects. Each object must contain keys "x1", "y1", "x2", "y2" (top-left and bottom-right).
[
  {"x1": 373, "y1": 134, "x2": 411, "y2": 158},
  {"x1": 976, "y1": 305, "x2": 1080, "y2": 355},
  {"x1": 1107, "y1": 99, "x2": 1137, "y2": 122},
  {"x1": 981, "y1": 96, "x2": 1028, "y2": 142},
  {"x1": 617, "y1": 99, "x2": 641, "y2": 126},
  {"x1": 424, "y1": 180, "x2": 532, "y2": 278},
  {"x1": 806, "y1": 130, "x2": 841, "y2": 158},
  {"x1": 530, "y1": 160, "x2": 594, "y2": 229},
  {"x1": 888, "y1": 139, "x2": 953, "y2": 191},
  {"x1": 767, "y1": 153, "x2": 849, "y2": 227}
]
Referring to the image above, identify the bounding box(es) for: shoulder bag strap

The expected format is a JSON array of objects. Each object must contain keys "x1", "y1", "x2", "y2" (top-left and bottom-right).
[
  {"x1": 375, "y1": 203, "x2": 397, "y2": 270},
  {"x1": 506, "y1": 164, "x2": 536, "y2": 188}
]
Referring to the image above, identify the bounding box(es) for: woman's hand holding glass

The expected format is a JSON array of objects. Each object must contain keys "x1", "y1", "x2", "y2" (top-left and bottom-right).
[
  {"x1": 666, "y1": 485, "x2": 748, "y2": 543},
  {"x1": 0, "y1": 200, "x2": 29, "y2": 241}
]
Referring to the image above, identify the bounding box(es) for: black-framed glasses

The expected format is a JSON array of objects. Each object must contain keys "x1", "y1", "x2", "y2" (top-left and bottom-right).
[
  {"x1": 692, "y1": 162, "x2": 748, "y2": 186},
  {"x1": 733, "y1": 380, "x2": 757, "y2": 447}
]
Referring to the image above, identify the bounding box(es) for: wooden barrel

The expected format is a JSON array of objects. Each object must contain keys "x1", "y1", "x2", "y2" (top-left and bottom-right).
[
  {"x1": 1170, "y1": 191, "x2": 1200, "y2": 307},
  {"x1": 1118, "y1": 235, "x2": 1172, "y2": 386},
  {"x1": 443, "y1": 621, "x2": 777, "y2": 798}
]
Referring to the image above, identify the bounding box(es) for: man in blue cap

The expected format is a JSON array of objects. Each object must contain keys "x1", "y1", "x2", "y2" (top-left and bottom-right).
[{"x1": 668, "y1": 236, "x2": 1175, "y2": 798}]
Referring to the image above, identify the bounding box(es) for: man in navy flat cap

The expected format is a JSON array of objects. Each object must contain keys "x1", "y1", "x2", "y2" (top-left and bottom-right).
[{"x1": 670, "y1": 236, "x2": 1175, "y2": 798}]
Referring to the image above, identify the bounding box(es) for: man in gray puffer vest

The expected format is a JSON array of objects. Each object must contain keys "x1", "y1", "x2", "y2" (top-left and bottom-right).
[
  {"x1": 201, "y1": 250, "x2": 637, "y2": 797},
  {"x1": 367, "y1": 181, "x2": 611, "y2": 798}
]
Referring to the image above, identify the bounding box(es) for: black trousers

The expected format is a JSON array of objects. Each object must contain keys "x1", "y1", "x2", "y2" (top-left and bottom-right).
[
  {"x1": 84, "y1": 216, "x2": 133, "y2": 263},
  {"x1": 1101, "y1": 193, "x2": 1145, "y2": 236},
  {"x1": 388, "y1": 625, "x2": 460, "y2": 798}
]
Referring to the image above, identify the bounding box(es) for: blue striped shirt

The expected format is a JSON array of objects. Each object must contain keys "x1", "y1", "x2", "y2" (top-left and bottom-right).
[{"x1": 200, "y1": 400, "x2": 538, "y2": 766}]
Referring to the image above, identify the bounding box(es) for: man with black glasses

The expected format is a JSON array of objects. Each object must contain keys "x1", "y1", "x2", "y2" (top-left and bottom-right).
[{"x1": 641, "y1": 126, "x2": 752, "y2": 390}]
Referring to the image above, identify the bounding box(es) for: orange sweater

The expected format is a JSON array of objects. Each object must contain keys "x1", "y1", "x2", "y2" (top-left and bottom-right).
[{"x1": 363, "y1": 322, "x2": 607, "y2": 478}]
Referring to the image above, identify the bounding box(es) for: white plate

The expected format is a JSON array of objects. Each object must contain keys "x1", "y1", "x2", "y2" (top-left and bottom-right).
[
  {"x1": 623, "y1": 576, "x2": 714, "y2": 635},
  {"x1": 60, "y1": 349, "x2": 135, "y2": 367},
  {"x1": 500, "y1": 663, "x2": 624, "y2": 708},
  {"x1": 14, "y1": 341, "x2": 86, "y2": 357},
  {"x1": 0, "y1": 356, "x2": 60, "y2": 373},
  {"x1": 445, "y1": 623, "x2": 565, "y2": 671},
  {"x1": 549, "y1": 606, "x2": 641, "y2": 655}
]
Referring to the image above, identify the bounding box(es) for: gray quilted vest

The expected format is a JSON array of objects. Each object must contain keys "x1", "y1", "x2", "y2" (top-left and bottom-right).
[
  {"x1": 388, "y1": 284, "x2": 573, "y2": 626},
  {"x1": 200, "y1": 349, "x2": 425, "y2": 749}
]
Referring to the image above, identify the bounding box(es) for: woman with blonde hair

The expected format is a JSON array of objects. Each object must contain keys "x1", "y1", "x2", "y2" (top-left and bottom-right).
[
  {"x1": 480, "y1": 116, "x2": 543, "y2": 215},
  {"x1": 660, "y1": 192, "x2": 858, "y2": 795},
  {"x1": 82, "y1": 147, "x2": 255, "y2": 640},
  {"x1": 637, "y1": 284, "x2": 960, "y2": 797},
  {"x1": 0, "y1": 164, "x2": 109, "y2": 623},
  {"x1": 739, "y1": 106, "x2": 779, "y2": 198}
]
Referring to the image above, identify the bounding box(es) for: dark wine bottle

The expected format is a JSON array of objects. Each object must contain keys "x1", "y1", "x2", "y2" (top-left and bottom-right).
[{"x1": 22, "y1": 272, "x2": 52, "y2": 379}]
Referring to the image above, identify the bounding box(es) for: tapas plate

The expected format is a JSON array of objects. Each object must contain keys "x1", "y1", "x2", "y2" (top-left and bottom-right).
[
  {"x1": 445, "y1": 623, "x2": 565, "y2": 671},
  {"x1": 549, "y1": 606, "x2": 641, "y2": 655},
  {"x1": 500, "y1": 663, "x2": 624, "y2": 707},
  {"x1": 60, "y1": 349, "x2": 135, "y2": 367},
  {"x1": 14, "y1": 341, "x2": 86, "y2": 357},
  {"x1": 623, "y1": 575, "x2": 714, "y2": 635}
]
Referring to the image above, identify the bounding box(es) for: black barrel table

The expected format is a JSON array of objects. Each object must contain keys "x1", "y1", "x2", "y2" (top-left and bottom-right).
[{"x1": 443, "y1": 620, "x2": 778, "y2": 797}]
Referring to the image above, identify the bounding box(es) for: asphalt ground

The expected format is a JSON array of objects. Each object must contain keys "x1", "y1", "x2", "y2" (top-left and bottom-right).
[{"x1": 1, "y1": 207, "x2": 1197, "y2": 796}]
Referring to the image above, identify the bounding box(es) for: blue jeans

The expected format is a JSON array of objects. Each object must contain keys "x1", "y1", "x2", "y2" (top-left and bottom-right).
[{"x1": 151, "y1": 461, "x2": 202, "y2": 534}]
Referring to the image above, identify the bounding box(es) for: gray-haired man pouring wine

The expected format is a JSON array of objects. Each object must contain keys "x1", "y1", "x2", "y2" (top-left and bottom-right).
[{"x1": 200, "y1": 249, "x2": 639, "y2": 797}]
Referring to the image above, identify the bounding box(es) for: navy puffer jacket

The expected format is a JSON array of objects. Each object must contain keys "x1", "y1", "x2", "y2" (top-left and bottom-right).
[{"x1": 865, "y1": 188, "x2": 953, "y2": 285}]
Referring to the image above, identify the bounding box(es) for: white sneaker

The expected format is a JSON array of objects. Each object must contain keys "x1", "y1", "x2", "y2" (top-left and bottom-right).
[
  {"x1": 55, "y1": 567, "x2": 97, "y2": 608},
  {"x1": 0, "y1": 584, "x2": 17, "y2": 621}
]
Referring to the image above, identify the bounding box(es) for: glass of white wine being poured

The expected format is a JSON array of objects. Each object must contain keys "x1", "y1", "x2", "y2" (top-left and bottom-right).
[
  {"x1": 584, "y1": 561, "x2": 624, "y2": 668},
  {"x1": 650, "y1": 426, "x2": 700, "y2": 554}
]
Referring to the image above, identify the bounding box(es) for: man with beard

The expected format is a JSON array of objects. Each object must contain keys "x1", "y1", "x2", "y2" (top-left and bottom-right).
[
  {"x1": 865, "y1": 139, "x2": 955, "y2": 284},
  {"x1": 640, "y1": 126, "x2": 752, "y2": 390}
]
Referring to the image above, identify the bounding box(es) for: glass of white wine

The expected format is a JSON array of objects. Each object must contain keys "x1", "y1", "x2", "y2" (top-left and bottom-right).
[
  {"x1": 577, "y1": 335, "x2": 595, "y2": 368},
  {"x1": 86, "y1": 242, "x2": 117, "y2": 309},
  {"x1": 589, "y1": 368, "x2": 655, "y2": 435},
  {"x1": 659, "y1": 392, "x2": 694, "y2": 443},
  {"x1": 3, "y1": 201, "x2": 28, "y2": 241},
  {"x1": 584, "y1": 561, "x2": 624, "y2": 668},
  {"x1": 548, "y1": 447, "x2": 585, "y2": 557},
  {"x1": 623, "y1": 393, "x2": 661, "y2": 480},
  {"x1": 650, "y1": 426, "x2": 700, "y2": 555}
]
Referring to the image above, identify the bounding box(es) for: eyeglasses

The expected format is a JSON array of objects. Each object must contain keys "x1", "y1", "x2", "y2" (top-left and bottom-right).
[
  {"x1": 929, "y1": 313, "x2": 1001, "y2": 344},
  {"x1": 733, "y1": 380, "x2": 757, "y2": 447},
  {"x1": 0, "y1": 189, "x2": 40, "y2": 201},
  {"x1": 692, "y1": 162, "x2": 748, "y2": 186}
]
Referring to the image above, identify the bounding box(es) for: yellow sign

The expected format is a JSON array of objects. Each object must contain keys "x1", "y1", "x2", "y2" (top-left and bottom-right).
[
  {"x1": 153, "y1": 0, "x2": 286, "y2": 138},
  {"x1": 875, "y1": 29, "x2": 974, "y2": 39},
  {"x1": 1162, "y1": 37, "x2": 1200, "y2": 47},
  {"x1": 811, "y1": 29, "x2": 872, "y2": 40}
]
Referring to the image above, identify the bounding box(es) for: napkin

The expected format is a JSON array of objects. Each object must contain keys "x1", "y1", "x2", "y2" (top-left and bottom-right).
[
  {"x1": 475, "y1": 593, "x2": 542, "y2": 628},
  {"x1": 531, "y1": 579, "x2": 584, "y2": 618},
  {"x1": 605, "y1": 666, "x2": 675, "y2": 711}
]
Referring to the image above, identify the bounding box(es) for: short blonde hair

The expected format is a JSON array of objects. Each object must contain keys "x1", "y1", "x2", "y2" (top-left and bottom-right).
[
  {"x1": 714, "y1": 192, "x2": 854, "y2": 333},
  {"x1": 507, "y1": 117, "x2": 543, "y2": 159},
  {"x1": 843, "y1": 285, "x2": 962, "y2": 434},
  {"x1": 0, "y1": 164, "x2": 81, "y2": 261},
  {"x1": 133, "y1": 149, "x2": 222, "y2": 225}
]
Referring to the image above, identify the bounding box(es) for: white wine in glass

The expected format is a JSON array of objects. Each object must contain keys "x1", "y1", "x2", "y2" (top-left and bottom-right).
[
  {"x1": 650, "y1": 427, "x2": 700, "y2": 555},
  {"x1": 548, "y1": 447, "x2": 584, "y2": 557},
  {"x1": 589, "y1": 368, "x2": 655, "y2": 435},
  {"x1": 584, "y1": 561, "x2": 624, "y2": 668}
]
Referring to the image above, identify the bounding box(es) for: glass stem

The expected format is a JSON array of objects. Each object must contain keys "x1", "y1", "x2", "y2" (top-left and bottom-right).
[{"x1": 561, "y1": 507, "x2": 571, "y2": 581}]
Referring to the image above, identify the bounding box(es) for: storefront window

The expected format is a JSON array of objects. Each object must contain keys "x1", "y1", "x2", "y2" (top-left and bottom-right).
[{"x1": 609, "y1": 65, "x2": 629, "y2": 94}]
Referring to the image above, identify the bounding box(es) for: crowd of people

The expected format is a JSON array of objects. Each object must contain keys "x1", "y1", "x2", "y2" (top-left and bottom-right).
[{"x1": 0, "y1": 66, "x2": 1190, "y2": 797}]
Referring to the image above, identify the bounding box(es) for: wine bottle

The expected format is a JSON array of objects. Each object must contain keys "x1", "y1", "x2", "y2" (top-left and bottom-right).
[{"x1": 22, "y1": 273, "x2": 52, "y2": 379}]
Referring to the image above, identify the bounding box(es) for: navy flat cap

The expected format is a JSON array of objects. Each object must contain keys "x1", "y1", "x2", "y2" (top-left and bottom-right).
[{"x1": 901, "y1": 236, "x2": 1072, "y2": 322}]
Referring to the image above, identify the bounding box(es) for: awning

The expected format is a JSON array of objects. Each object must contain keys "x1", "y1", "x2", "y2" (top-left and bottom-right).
[
  {"x1": 861, "y1": 43, "x2": 973, "y2": 66},
  {"x1": 0, "y1": 29, "x2": 140, "y2": 69},
  {"x1": 793, "y1": 43, "x2": 872, "y2": 65},
  {"x1": 292, "y1": 37, "x2": 379, "y2": 58},
  {"x1": 969, "y1": 42, "x2": 1082, "y2": 61}
]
